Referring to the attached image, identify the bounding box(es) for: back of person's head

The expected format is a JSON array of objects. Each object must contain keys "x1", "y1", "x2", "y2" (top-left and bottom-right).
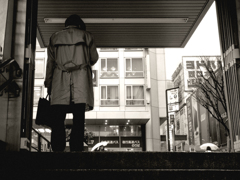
[
  {"x1": 65, "y1": 14, "x2": 86, "y2": 30},
  {"x1": 206, "y1": 146, "x2": 211, "y2": 151}
]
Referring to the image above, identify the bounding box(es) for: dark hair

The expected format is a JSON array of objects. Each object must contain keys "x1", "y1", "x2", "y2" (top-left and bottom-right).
[{"x1": 65, "y1": 14, "x2": 86, "y2": 30}]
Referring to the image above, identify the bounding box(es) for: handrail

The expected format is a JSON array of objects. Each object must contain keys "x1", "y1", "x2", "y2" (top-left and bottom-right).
[
  {"x1": 0, "y1": 58, "x2": 22, "y2": 77},
  {"x1": 0, "y1": 58, "x2": 22, "y2": 97},
  {"x1": 32, "y1": 128, "x2": 52, "y2": 152},
  {"x1": 0, "y1": 79, "x2": 13, "y2": 92},
  {"x1": 0, "y1": 58, "x2": 15, "y2": 69}
]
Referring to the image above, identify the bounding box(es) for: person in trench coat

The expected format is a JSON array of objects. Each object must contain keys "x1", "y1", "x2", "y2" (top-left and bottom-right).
[{"x1": 44, "y1": 14, "x2": 99, "y2": 152}]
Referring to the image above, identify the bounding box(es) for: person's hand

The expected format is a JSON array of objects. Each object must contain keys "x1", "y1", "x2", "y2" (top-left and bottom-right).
[{"x1": 47, "y1": 88, "x2": 51, "y2": 95}]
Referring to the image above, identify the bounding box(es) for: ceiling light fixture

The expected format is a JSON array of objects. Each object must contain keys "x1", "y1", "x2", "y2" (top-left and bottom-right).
[
  {"x1": 38, "y1": 129, "x2": 45, "y2": 133},
  {"x1": 45, "y1": 129, "x2": 51, "y2": 133},
  {"x1": 44, "y1": 18, "x2": 188, "y2": 24}
]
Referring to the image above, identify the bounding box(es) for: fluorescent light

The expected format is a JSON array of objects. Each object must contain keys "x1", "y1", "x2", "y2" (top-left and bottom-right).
[
  {"x1": 45, "y1": 129, "x2": 51, "y2": 133},
  {"x1": 38, "y1": 129, "x2": 45, "y2": 133},
  {"x1": 44, "y1": 18, "x2": 188, "y2": 24}
]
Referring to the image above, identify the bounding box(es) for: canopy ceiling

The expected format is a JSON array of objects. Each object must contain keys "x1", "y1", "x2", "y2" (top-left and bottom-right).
[{"x1": 37, "y1": 0, "x2": 214, "y2": 48}]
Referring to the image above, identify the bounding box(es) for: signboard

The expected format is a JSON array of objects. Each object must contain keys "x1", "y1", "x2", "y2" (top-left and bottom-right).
[
  {"x1": 167, "y1": 88, "x2": 179, "y2": 104},
  {"x1": 170, "y1": 114, "x2": 175, "y2": 123},
  {"x1": 100, "y1": 137, "x2": 119, "y2": 147},
  {"x1": 169, "y1": 124, "x2": 175, "y2": 152},
  {"x1": 121, "y1": 137, "x2": 142, "y2": 148},
  {"x1": 168, "y1": 103, "x2": 179, "y2": 112},
  {"x1": 182, "y1": 106, "x2": 188, "y2": 136},
  {"x1": 166, "y1": 87, "x2": 179, "y2": 152},
  {"x1": 199, "y1": 103, "x2": 209, "y2": 144},
  {"x1": 175, "y1": 111, "x2": 180, "y2": 135},
  {"x1": 192, "y1": 96, "x2": 200, "y2": 146},
  {"x1": 167, "y1": 88, "x2": 179, "y2": 112},
  {"x1": 182, "y1": 56, "x2": 221, "y2": 91},
  {"x1": 186, "y1": 96, "x2": 194, "y2": 145}
]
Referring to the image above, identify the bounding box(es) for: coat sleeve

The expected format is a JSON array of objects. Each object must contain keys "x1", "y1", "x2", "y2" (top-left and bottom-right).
[
  {"x1": 44, "y1": 37, "x2": 55, "y2": 89},
  {"x1": 88, "y1": 35, "x2": 99, "y2": 66}
]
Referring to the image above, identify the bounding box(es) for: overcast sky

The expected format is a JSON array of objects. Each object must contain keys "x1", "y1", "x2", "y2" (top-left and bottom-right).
[{"x1": 165, "y1": 2, "x2": 221, "y2": 80}]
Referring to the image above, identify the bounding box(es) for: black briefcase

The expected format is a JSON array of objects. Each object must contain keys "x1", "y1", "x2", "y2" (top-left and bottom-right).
[{"x1": 35, "y1": 94, "x2": 52, "y2": 128}]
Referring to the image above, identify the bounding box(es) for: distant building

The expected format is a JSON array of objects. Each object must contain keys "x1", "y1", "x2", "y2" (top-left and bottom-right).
[{"x1": 171, "y1": 56, "x2": 228, "y2": 152}]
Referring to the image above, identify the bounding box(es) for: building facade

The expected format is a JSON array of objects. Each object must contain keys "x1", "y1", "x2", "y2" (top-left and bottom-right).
[
  {"x1": 171, "y1": 56, "x2": 228, "y2": 152},
  {"x1": 32, "y1": 43, "x2": 171, "y2": 152}
]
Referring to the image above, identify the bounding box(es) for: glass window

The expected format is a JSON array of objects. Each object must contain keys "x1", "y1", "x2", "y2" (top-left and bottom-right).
[
  {"x1": 35, "y1": 58, "x2": 45, "y2": 78},
  {"x1": 85, "y1": 125, "x2": 100, "y2": 137},
  {"x1": 126, "y1": 85, "x2": 144, "y2": 105},
  {"x1": 99, "y1": 125, "x2": 119, "y2": 136},
  {"x1": 126, "y1": 86, "x2": 131, "y2": 99},
  {"x1": 101, "y1": 86, "x2": 119, "y2": 106},
  {"x1": 125, "y1": 58, "x2": 144, "y2": 77},
  {"x1": 124, "y1": 48, "x2": 143, "y2": 51},
  {"x1": 100, "y1": 48, "x2": 118, "y2": 51},
  {"x1": 120, "y1": 125, "x2": 142, "y2": 136},
  {"x1": 100, "y1": 58, "x2": 118, "y2": 78},
  {"x1": 34, "y1": 87, "x2": 42, "y2": 106}
]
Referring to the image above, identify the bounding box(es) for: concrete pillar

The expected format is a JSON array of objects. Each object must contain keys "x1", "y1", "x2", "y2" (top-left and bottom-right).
[
  {"x1": 145, "y1": 48, "x2": 166, "y2": 151},
  {"x1": 6, "y1": 0, "x2": 27, "y2": 151},
  {"x1": 0, "y1": 0, "x2": 10, "y2": 149},
  {"x1": 215, "y1": 0, "x2": 240, "y2": 152}
]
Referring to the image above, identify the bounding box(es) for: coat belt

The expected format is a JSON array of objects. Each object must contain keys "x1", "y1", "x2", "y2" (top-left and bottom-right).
[{"x1": 57, "y1": 63, "x2": 90, "y2": 73}]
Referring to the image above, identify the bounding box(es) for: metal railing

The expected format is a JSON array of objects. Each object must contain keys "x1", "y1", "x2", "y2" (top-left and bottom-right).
[
  {"x1": 0, "y1": 58, "x2": 22, "y2": 97},
  {"x1": 31, "y1": 128, "x2": 52, "y2": 152}
]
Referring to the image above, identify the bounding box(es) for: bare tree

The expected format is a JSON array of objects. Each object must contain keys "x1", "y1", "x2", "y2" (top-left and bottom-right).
[{"x1": 191, "y1": 56, "x2": 230, "y2": 152}]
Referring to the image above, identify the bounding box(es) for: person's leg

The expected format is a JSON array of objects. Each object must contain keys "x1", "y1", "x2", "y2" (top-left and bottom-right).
[
  {"x1": 70, "y1": 103, "x2": 85, "y2": 152},
  {"x1": 51, "y1": 105, "x2": 67, "y2": 152}
]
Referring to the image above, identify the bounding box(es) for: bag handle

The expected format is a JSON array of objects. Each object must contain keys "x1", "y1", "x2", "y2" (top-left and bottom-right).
[{"x1": 46, "y1": 94, "x2": 51, "y2": 102}]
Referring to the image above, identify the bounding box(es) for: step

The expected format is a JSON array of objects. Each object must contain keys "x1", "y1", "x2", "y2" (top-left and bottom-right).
[{"x1": 1, "y1": 152, "x2": 239, "y2": 179}]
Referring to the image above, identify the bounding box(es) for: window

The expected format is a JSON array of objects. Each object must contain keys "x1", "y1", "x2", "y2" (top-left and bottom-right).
[
  {"x1": 100, "y1": 48, "x2": 118, "y2": 51},
  {"x1": 35, "y1": 58, "x2": 45, "y2": 78},
  {"x1": 120, "y1": 125, "x2": 142, "y2": 136},
  {"x1": 33, "y1": 86, "x2": 42, "y2": 106},
  {"x1": 124, "y1": 48, "x2": 143, "y2": 51},
  {"x1": 126, "y1": 85, "x2": 144, "y2": 105},
  {"x1": 125, "y1": 58, "x2": 144, "y2": 77},
  {"x1": 100, "y1": 125, "x2": 119, "y2": 136},
  {"x1": 101, "y1": 86, "x2": 119, "y2": 106},
  {"x1": 100, "y1": 58, "x2": 118, "y2": 78}
]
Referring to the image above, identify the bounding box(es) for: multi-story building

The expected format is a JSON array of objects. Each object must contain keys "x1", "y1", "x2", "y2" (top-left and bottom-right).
[
  {"x1": 171, "y1": 56, "x2": 228, "y2": 152},
  {"x1": 32, "y1": 42, "x2": 172, "y2": 152},
  {"x1": 171, "y1": 63, "x2": 189, "y2": 151}
]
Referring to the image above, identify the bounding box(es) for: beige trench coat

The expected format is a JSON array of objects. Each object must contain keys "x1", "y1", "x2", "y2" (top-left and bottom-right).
[{"x1": 44, "y1": 26, "x2": 99, "y2": 111}]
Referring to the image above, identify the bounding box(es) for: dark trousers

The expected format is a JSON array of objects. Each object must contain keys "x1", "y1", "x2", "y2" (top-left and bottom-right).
[{"x1": 50, "y1": 103, "x2": 85, "y2": 152}]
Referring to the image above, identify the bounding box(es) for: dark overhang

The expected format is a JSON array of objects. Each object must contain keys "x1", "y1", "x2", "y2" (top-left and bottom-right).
[{"x1": 37, "y1": 0, "x2": 214, "y2": 48}]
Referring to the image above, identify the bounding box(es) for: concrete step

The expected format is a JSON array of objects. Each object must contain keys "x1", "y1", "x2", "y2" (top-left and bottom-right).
[{"x1": 1, "y1": 152, "x2": 239, "y2": 180}]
